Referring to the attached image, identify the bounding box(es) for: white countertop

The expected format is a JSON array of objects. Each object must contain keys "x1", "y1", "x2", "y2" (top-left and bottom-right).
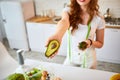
[
  {"x1": 106, "y1": 24, "x2": 120, "y2": 27},
  {"x1": 26, "y1": 16, "x2": 120, "y2": 29},
  {"x1": 16, "y1": 59, "x2": 117, "y2": 80}
]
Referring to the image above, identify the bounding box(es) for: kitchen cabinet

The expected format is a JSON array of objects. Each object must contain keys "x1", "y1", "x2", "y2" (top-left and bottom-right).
[
  {"x1": 0, "y1": 29, "x2": 3, "y2": 42},
  {"x1": 0, "y1": 10, "x2": 4, "y2": 42},
  {"x1": 96, "y1": 27, "x2": 120, "y2": 64},
  {"x1": 26, "y1": 22, "x2": 67, "y2": 56},
  {"x1": 0, "y1": 0, "x2": 35, "y2": 50}
]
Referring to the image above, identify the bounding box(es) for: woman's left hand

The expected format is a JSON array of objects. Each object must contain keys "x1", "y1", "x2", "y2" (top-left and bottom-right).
[{"x1": 85, "y1": 39, "x2": 92, "y2": 48}]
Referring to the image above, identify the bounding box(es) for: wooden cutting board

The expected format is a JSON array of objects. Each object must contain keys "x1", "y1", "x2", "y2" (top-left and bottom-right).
[{"x1": 27, "y1": 16, "x2": 51, "y2": 22}]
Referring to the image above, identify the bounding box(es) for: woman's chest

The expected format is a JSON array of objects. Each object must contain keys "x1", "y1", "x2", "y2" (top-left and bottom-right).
[{"x1": 72, "y1": 24, "x2": 97, "y2": 40}]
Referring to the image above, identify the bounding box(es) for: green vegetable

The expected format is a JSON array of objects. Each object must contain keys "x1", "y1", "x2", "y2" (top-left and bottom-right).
[
  {"x1": 78, "y1": 41, "x2": 88, "y2": 50},
  {"x1": 6, "y1": 68, "x2": 43, "y2": 80},
  {"x1": 45, "y1": 40, "x2": 60, "y2": 57},
  {"x1": 29, "y1": 71, "x2": 42, "y2": 80},
  {"x1": 6, "y1": 73, "x2": 25, "y2": 80},
  {"x1": 26, "y1": 68, "x2": 42, "y2": 80}
]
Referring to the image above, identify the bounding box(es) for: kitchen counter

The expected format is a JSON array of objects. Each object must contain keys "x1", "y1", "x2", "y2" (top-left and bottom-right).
[
  {"x1": 27, "y1": 16, "x2": 120, "y2": 29},
  {"x1": 16, "y1": 59, "x2": 116, "y2": 80},
  {"x1": 27, "y1": 16, "x2": 57, "y2": 24},
  {"x1": 105, "y1": 24, "x2": 120, "y2": 29}
]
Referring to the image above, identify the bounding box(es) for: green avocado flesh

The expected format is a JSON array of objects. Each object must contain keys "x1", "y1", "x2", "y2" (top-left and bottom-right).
[
  {"x1": 45, "y1": 40, "x2": 60, "y2": 57},
  {"x1": 78, "y1": 41, "x2": 88, "y2": 50},
  {"x1": 6, "y1": 73, "x2": 25, "y2": 80}
]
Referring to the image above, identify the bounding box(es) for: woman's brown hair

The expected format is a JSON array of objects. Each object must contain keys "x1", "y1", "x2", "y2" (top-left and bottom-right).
[{"x1": 69, "y1": 0, "x2": 99, "y2": 33}]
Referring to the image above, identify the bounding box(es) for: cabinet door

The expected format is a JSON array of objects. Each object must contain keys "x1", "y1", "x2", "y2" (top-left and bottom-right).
[
  {"x1": 97, "y1": 28, "x2": 120, "y2": 64},
  {"x1": 1, "y1": 2, "x2": 24, "y2": 39},
  {"x1": 26, "y1": 22, "x2": 67, "y2": 56},
  {"x1": 0, "y1": 1, "x2": 29, "y2": 50},
  {"x1": 26, "y1": 23, "x2": 45, "y2": 52}
]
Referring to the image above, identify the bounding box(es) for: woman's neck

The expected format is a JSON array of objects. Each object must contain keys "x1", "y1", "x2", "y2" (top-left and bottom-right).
[
  {"x1": 80, "y1": 5, "x2": 88, "y2": 13},
  {"x1": 80, "y1": 6, "x2": 90, "y2": 25}
]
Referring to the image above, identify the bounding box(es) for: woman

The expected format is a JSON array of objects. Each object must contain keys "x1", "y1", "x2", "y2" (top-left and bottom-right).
[{"x1": 45, "y1": 0, "x2": 105, "y2": 69}]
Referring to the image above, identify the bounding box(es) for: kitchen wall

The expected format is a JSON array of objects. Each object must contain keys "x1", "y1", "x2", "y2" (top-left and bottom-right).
[
  {"x1": 98, "y1": 0, "x2": 120, "y2": 18},
  {"x1": 34, "y1": 0, "x2": 70, "y2": 16},
  {"x1": 34, "y1": 0, "x2": 120, "y2": 17}
]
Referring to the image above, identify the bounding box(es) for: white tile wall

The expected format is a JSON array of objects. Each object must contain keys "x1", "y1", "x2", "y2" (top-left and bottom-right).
[
  {"x1": 98, "y1": 0, "x2": 120, "y2": 18},
  {"x1": 35, "y1": 0, "x2": 120, "y2": 17},
  {"x1": 34, "y1": 0, "x2": 70, "y2": 16}
]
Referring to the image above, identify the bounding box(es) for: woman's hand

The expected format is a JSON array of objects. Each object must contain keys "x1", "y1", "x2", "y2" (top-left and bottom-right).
[
  {"x1": 45, "y1": 10, "x2": 70, "y2": 58},
  {"x1": 85, "y1": 39, "x2": 92, "y2": 48},
  {"x1": 45, "y1": 34, "x2": 62, "y2": 58}
]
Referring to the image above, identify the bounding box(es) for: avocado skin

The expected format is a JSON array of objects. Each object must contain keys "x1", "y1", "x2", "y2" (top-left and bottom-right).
[
  {"x1": 6, "y1": 73, "x2": 25, "y2": 80},
  {"x1": 45, "y1": 40, "x2": 60, "y2": 57},
  {"x1": 78, "y1": 41, "x2": 88, "y2": 50}
]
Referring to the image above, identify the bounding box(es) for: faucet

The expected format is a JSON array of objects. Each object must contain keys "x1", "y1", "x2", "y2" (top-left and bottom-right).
[{"x1": 64, "y1": 3, "x2": 67, "y2": 8}]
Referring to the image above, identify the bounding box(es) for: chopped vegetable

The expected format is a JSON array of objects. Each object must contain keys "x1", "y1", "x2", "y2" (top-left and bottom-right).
[{"x1": 6, "y1": 73, "x2": 25, "y2": 80}]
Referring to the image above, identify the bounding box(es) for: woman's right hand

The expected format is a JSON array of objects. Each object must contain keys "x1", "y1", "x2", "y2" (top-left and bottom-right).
[{"x1": 45, "y1": 34, "x2": 62, "y2": 58}]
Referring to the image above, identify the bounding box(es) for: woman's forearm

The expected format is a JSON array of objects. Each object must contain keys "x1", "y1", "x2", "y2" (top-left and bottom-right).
[
  {"x1": 92, "y1": 29, "x2": 104, "y2": 48},
  {"x1": 54, "y1": 19, "x2": 70, "y2": 38},
  {"x1": 92, "y1": 40, "x2": 104, "y2": 48}
]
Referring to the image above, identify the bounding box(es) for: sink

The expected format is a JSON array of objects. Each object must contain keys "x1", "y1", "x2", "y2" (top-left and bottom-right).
[{"x1": 52, "y1": 16, "x2": 61, "y2": 23}]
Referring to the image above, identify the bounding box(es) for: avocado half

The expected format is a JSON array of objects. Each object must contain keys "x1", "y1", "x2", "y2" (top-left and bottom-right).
[
  {"x1": 78, "y1": 41, "x2": 88, "y2": 51},
  {"x1": 45, "y1": 40, "x2": 60, "y2": 57}
]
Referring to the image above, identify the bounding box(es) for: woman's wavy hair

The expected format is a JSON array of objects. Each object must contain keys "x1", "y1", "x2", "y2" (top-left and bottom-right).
[{"x1": 69, "y1": 0, "x2": 99, "y2": 33}]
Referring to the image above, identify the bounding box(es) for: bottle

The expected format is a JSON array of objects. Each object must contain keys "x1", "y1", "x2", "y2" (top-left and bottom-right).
[
  {"x1": 17, "y1": 49, "x2": 25, "y2": 66},
  {"x1": 104, "y1": 8, "x2": 111, "y2": 22},
  {"x1": 16, "y1": 49, "x2": 25, "y2": 74}
]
